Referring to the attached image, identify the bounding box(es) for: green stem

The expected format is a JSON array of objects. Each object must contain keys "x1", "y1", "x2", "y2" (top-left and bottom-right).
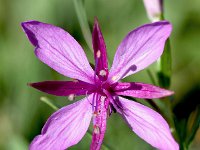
[
  {"x1": 146, "y1": 99, "x2": 162, "y2": 114},
  {"x1": 180, "y1": 143, "x2": 189, "y2": 150},
  {"x1": 40, "y1": 97, "x2": 58, "y2": 110},
  {"x1": 73, "y1": 0, "x2": 93, "y2": 52},
  {"x1": 146, "y1": 69, "x2": 157, "y2": 85},
  {"x1": 164, "y1": 97, "x2": 179, "y2": 141}
]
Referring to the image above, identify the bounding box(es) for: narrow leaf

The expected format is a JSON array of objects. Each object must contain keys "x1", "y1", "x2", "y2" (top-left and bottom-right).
[{"x1": 186, "y1": 106, "x2": 200, "y2": 147}]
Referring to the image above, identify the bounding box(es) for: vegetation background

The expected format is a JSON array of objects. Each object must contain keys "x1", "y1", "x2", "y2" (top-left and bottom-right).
[{"x1": 0, "y1": 0, "x2": 199, "y2": 149}]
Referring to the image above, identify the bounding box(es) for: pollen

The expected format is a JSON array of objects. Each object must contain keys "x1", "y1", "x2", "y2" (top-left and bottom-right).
[
  {"x1": 99, "y1": 70, "x2": 107, "y2": 76},
  {"x1": 93, "y1": 125, "x2": 100, "y2": 134},
  {"x1": 93, "y1": 111, "x2": 99, "y2": 117},
  {"x1": 96, "y1": 50, "x2": 101, "y2": 58},
  {"x1": 68, "y1": 94, "x2": 75, "y2": 101},
  {"x1": 72, "y1": 79, "x2": 79, "y2": 83},
  {"x1": 112, "y1": 75, "x2": 118, "y2": 81}
]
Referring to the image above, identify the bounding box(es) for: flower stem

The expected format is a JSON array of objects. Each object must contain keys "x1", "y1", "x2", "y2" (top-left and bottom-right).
[
  {"x1": 73, "y1": 0, "x2": 93, "y2": 52},
  {"x1": 145, "y1": 99, "x2": 161, "y2": 113},
  {"x1": 146, "y1": 69, "x2": 157, "y2": 85},
  {"x1": 40, "y1": 97, "x2": 58, "y2": 110}
]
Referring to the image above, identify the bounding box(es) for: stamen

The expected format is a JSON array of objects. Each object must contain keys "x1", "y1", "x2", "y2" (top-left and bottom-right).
[
  {"x1": 107, "y1": 105, "x2": 112, "y2": 117},
  {"x1": 110, "y1": 103, "x2": 117, "y2": 113},
  {"x1": 86, "y1": 91, "x2": 93, "y2": 106},
  {"x1": 96, "y1": 50, "x2": 101, "y2": 58},
  {"x1": 99, "y1": 70, "x2": 107, "y2": 76},
  {"x1": 94, "y1": 56, "x2": 99, "y2": 82},
  {"x1": 68, "y1": 94, "x2": 75, "y2": 101},
  {"x1": 93, "y1": 125, "x2": 100, "y2": 134},
  {"x1": 91, "y1": 93, "x2": 99, "y2": 111}
]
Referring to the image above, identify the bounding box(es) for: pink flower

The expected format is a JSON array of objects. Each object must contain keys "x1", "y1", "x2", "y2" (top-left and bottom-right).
[
  {"x1": 21, "y1": 18, "x2": 179, "y2": 150},
  {"x1": 143, "y1": 0, "x2": 163, "y2": 22}
]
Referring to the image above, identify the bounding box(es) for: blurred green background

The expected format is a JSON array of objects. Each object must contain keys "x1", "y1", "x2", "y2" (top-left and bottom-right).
[{"x1": 0, "y1": 0, "x2": 200, "y2": 149}]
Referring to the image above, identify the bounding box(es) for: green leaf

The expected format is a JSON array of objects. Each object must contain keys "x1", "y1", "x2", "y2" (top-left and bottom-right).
[
  {"x1": 157, "y1": 39, "x2": 172, "y2": 89},
  {"x1": 73, "y1": 0, "x2": 93, "y2": 52},
  {"x1": 186, "y1": 106, "x2": 200, "y2": 147}
]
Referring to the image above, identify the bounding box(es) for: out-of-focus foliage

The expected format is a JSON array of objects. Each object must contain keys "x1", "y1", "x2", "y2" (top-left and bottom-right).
[{"x1": 0, "y1": 0, "x2": 199, "y2": 149}]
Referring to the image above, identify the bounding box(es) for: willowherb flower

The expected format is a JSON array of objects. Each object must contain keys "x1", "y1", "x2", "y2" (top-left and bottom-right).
[
  {"x1": 143, "y1": 0, "x2": 163, "y2": 22},
  {"x1": 21, "y1": 18, "x2": 179, "y2": 150}
]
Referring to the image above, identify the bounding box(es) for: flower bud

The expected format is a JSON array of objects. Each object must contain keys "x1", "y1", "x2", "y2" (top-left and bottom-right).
[{"x1": 143, "y1": 0, "x2": 163, "y2": 22}]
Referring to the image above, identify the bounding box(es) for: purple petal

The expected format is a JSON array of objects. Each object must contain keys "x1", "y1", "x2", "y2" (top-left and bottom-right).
[
  {"x1": 29, "y1": 95, "x2": 93, "y2": 150},
  {"x1": 108, "y1": 21, "x2": 172, "y2": 83},
  {"x1": 143, "y1": 0, "x2": 163, "y2": 22},
  {"x1": 29, "y1": 80, "x2": 96, "y2": 96},
  {"x1": 21, "y1": 21, "x2": 94, "y2": 84},
  {"x1": 92, "y1": 18, "x2": 108, "y2": 81},
  {"x1": 114, "y1": 97, "x2": 179, "y2": 150},
  {"x1": 112, "y1": 82, "x2": 174, "y2": 99}
]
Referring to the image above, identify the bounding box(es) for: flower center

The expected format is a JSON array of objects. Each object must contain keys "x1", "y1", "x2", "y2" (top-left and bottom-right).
[{"x1": 95, "y1": 79, "x2": 113, "y2": 96}]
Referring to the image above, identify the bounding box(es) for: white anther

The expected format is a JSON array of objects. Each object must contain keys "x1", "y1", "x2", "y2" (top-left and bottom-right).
[
  {"x1": 100, "y1": 96, "x2": 106, "y2": 102},
  {"x1": 93, "y1": 125, "x2": 100, "y2": 134},
  {"x1": 68, "y1": 94, "x2": 75, "y2": 101},
  {"x1": 96, "y1": 50, "x2": 101, "y2": 58},
  {"x1": 99, "y1": 70, "x2": 107, "y2": 76}
]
